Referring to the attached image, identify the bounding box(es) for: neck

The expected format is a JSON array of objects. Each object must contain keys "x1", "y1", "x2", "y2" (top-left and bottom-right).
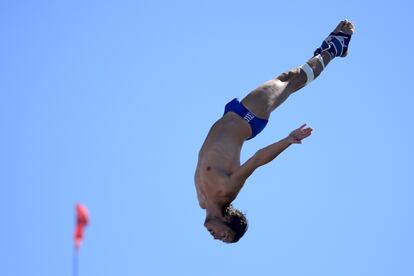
[{"x1": 205, "y1": 201, "x2": 225, "y2": 220}]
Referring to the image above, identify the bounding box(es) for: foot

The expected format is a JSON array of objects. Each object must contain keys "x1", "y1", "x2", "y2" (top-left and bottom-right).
[
  {"x1": 333, "y1": 19, "x2": 355, "y2": 57},
  {"x1": 314, "y1": 19, "x2": 355, "y2": 58}
]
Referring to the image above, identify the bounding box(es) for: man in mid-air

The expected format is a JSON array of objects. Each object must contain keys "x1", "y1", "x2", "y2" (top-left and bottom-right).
[{"x1": 195, "y1": 20, "x2": 355, "y2": 243}]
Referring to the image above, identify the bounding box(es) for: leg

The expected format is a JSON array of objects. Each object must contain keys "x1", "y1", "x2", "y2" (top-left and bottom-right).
[{"x1": 242, "y1": 20, "x2": 355, "y2": 119}]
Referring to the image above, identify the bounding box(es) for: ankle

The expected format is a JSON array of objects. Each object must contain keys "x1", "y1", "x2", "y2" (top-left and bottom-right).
[{"x1": 321, "y1": 51, "x2": 332, "y2": 66}]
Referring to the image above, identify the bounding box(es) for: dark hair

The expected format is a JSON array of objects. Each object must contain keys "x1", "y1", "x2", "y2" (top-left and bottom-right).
[{"x1": 224, "y1": 205, "x2": 248, "y2": 243}]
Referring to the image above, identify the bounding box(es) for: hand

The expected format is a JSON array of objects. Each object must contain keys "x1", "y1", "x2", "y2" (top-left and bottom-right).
[{"x1": 288, "y1": 124, "x2": 313, "y2": 144}]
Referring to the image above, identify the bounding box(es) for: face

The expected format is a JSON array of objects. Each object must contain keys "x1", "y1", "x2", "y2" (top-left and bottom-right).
[{"x1": 204, "y1": 218, "x2": 235, "y2": 243}]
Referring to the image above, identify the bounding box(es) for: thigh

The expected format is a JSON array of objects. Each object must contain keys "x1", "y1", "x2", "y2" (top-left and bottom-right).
[{"x1": 241, "y1": 79, "x2": 289, "y2": 119}]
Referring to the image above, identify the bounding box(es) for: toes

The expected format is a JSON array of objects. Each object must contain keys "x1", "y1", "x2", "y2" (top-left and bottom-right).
[
  {"x1": 334, "y1": 20, "x2": 355, "y2": 34},
  {"x1": 334, "y1": 20, "x2": 347, "y2": 33},
  {"x1": 342, "y1": 21, "x2": 355, "y2": 35},
  {"x1": 347, "y1": 21, "x2": 356, "y2": 33}
]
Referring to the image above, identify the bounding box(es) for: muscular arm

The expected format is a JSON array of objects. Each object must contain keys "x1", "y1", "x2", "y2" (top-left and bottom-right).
[
  {"x1": 230, "y1": 137, "x2": 292, "y2": 186},
  {"x1": 228, "y1": 124, "x2": 312, "y2": 196}
]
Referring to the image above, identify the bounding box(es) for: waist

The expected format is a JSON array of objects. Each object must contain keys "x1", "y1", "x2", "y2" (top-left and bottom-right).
[{"x1": 212, "y1": 113, "x2": 251, "y2": 141}]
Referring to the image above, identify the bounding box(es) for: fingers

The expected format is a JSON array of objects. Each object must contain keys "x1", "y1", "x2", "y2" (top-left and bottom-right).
[
  {"x1": 299, "y1": 129, "x2": 312, "y2": 138},
  {"x1": 297, "y1": 125, "x2": 313, "y2": 140},
  {"x1": 290, "y1": 124, "x2": 313, "y2": 144},
  {"x1": 303, "y1": 126, "x2": 313, "y2": 133},
  {"x1": 301, "y1": 130, "x2": 312, "y2": 139},
  {"x1": 298, "y1": 123, "x2": 312, "y2": 132}
]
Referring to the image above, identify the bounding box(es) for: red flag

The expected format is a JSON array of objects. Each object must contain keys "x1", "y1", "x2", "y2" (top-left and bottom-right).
[{"x1": 74, "y1": 203, "x2": 89, "y2": 250}]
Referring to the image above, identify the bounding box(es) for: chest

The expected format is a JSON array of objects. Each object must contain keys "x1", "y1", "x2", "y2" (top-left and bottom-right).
[{"x1": 195, "y1": 166, "x2": 233, "y2": 205}]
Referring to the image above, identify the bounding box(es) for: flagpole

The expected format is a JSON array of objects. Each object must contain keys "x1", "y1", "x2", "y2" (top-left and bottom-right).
[
  {"x1": 73, "y1": 203, "x2": 88, "y2": 276},
  {"x1": 72, "y1": 247, "x2": 78, "y2": 276}
]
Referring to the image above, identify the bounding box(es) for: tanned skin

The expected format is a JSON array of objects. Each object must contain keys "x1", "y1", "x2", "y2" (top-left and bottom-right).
[{"x1": 195, "y1": 20, "x2": 355, "y2": 243}]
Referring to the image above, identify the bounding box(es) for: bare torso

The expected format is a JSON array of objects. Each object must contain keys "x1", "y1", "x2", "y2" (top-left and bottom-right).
[
  {"x1": 195, "y1": 112, "x2": 252, "y2": 209},
  {"x1": 194, "y1": 20, "x2": 354, "y2": 243}
]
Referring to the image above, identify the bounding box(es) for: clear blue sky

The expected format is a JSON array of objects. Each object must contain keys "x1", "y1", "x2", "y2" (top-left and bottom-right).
[{"x1": 1, "y1": 0, "x2": 413, "y2": 275}]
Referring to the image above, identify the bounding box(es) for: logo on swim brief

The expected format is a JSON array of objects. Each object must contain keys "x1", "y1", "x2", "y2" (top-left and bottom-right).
[{"x1": 243, "y1": 112, "x2": 255, "y2": 122}]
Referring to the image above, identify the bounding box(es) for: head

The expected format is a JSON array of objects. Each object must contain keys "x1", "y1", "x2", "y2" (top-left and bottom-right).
[{"x1": 204, "y1": 205, "x2": 248, "y2": 243}]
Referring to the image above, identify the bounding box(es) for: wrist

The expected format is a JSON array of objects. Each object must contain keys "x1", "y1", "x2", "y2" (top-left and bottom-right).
[{"x1": 285, "y1": 136, "x2": 294, "y2": 145}]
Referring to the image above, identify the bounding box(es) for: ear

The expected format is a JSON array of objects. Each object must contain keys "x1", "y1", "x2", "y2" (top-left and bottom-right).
[{"x1": 223, "y1": 214, "x2": 232, "y2": 223}]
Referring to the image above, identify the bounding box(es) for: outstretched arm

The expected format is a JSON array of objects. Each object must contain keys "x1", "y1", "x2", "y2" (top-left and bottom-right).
[{"x1": 229, "y1": 124, "x2": 312, "y2": 192}]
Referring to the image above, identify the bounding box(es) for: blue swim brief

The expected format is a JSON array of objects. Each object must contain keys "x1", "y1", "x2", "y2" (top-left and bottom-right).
[{"x1": 224, "y1": 98, "x2": 268, "y2": 140}]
